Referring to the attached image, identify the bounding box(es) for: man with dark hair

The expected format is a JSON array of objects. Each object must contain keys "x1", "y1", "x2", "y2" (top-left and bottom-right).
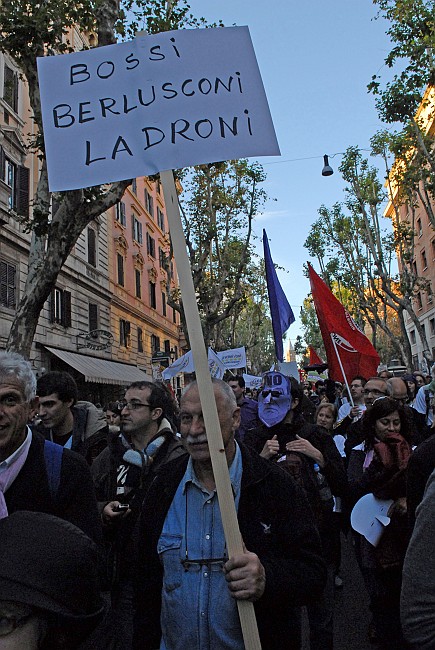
[
  {"x1": 92, "y1": 379, "x2": 185, "y2": 648},
  {"x1": 35, "y1": 371, "x2": 108, "y2": 464},
  {"x1": 227, "y1": 375, "x2": 260, "y2": 442},
  {"x1": 133, "y1": 379, "x2": 326, "y2": 650},
  {"x1": 0, "y1": 351, "x2": 101, "y2": 543},
  {"x1": 337, "y1": 375, "x2": 367, "y2": 422}
]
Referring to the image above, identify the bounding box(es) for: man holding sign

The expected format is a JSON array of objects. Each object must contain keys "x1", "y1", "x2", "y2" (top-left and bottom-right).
[{"x1": 133, "y1": 379, "x2": 325, "y2": 649}]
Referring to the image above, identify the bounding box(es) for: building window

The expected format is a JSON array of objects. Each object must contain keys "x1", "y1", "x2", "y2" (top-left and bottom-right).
[
  {"x1": 117, "y1": 253, "x2": 125, "y2": 286},
  {"x1": 410, "y1": 330, "x2": 416, "y2": 345},
  {"x1": 162, "y1": 291, "x2": 167, "y2": 317},
  {"x1": 417, "y1": 292, "x2": 423, "y2": 310},
  {"x1": 173, "y1": 306, "x2": 177, "y2": 324},
  {"x1": 421, "y1": 249, "x2": 427, "y2": 270},
  {"x1": 430, "y1": 319, "x2": 435, "y2": 336},
  {"x1": 116, "y1": 201, "x2": 126, "y2": 226},
  {"x1": 159, "y1": 247, "x2": 166, "y2": 268},
  {"x1": 50, "y1": 288, "x2": 71, "y2": 327},
  {"x1": 432, "y1": 240, "x2": 435, "y2": 260},
  {"x1": 137, "y1": 326, "x2": 143, "y2": 353},
  {"x1": 0, "y1": 259, "x2": 16, "y2": 309},
  {"x1": 0, "y1": 147, "x2": 29, "y2": 217},
  {"x1": 132, "y1": 215, "x2": 143, "y2": 244},
  {"x1": 151, "y1": 334, "x2": 160, "y2": 353},
  {"x1": 131, "y1": 178, "x2": 137, "y2": 195},
  {"x1": 120, "y1": 319, "x2": 131, "y2": 347},
  {"x1": 412, "y1": 260, "x2": 418, "y2": 276},
  {"x1": 149, "y1": 281, "x2": 156, "y2": 309},
  {"x1": 157, "y1": 207, "x2": 165, "y2": 232},
  {"x1": 146, "y1": 232, "x2": 156, "y2": 258},
  {"x1": 144, "y1": 190, "x2": 154, "y2": 218},
  {"x1": 3, "y1": 63, "x2": 18, "y2": 113},
  {"x1": 422, "y1": 324, "x2": 426, "y2": 341},
  {"x1": 412, "y1": 355, "x2": 419, "y2": 369},
  {"x1": 135, "y1": 268, "x2": 141, "y2": 298},
  {"x1": 164, "y1": 339, "x2": 171, "y2": 354},
  {"x1": 417, "y1": 218, "x2": 422, "y2": 237},
  {"x1": 87, "y1": 228, "x2": 97, "y2": 267},
  {"x1": 88, "y1": 303, "x2": 98, "y2": 331}
]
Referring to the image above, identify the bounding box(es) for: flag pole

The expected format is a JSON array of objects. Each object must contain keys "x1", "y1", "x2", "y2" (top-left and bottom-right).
[
  {"x1": 330, "y1": 333, "x2": 354, "y2": 407},
  {"x1": 160, "y1": 170, "x2": 261, "y2": 649}
]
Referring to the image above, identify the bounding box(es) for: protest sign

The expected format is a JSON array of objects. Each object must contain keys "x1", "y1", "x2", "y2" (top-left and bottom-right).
[
  {"x1": 37, "y1": 27, "x2": 280, "y2": 192},
  {"x1": 217, "y1": 346, "x2": 247, "y2": 369}
]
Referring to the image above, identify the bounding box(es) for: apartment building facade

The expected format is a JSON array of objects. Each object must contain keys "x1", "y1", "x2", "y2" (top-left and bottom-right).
[
  {"x1": 384, "y1": 86, "x2": 435, "y2": 372},
  {"x1": 0, "y1": 47, "x2": 183, "y2": 403}
]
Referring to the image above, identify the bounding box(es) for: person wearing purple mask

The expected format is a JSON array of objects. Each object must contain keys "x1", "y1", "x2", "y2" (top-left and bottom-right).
[{"x1": 245, "y1": 372, "x2": 347, "y2": 650}]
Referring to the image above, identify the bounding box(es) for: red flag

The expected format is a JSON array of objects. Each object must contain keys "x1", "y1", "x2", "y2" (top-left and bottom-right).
[
  {"x1": 308, "y1": 346, "x2": 324, "y2": 366},
  {"x1": 308, "y1": 264, "x2": 380, "y2": 382}
]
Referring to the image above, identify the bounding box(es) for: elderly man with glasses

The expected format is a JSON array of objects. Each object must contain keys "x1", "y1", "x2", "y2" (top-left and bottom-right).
[
  {"x1": 133, "y1": 379, "x2": 326, "y2": 650},
  {"x1": 338, "y1": 377, "x2": 392, "y2": 458},
  {"x1": 91, "y1": 380, "x2": 185, "y2": 648}
]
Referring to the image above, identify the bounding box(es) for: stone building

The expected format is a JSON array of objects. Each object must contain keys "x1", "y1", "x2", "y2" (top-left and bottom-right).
[{"x1": 0, "y1": 47, "x2": 183, "y2": 403}]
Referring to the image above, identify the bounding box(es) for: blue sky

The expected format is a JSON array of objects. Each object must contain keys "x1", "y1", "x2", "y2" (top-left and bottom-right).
[{"x1": 187, "y1": 0, "x2": 394, "y2": 350}]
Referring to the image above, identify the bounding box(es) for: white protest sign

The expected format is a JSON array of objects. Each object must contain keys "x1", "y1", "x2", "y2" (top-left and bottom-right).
[
  {"x1": 37, "y1": 27, "x2": 280, "y2": 192},
  {"x1": 243, "y1": 373, "x2": 263, "y2": 389},
  {"x1": 217, "y1": 346, "x2": 247, "y2": 369},
  {"x1": 351, "y1": 493, "x2": 393, "y2": 547}
]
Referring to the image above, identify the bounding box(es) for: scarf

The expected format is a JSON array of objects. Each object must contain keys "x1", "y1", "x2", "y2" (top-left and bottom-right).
[{"x1": 366, "y1": 432, "x2": 411, "y2": 501}]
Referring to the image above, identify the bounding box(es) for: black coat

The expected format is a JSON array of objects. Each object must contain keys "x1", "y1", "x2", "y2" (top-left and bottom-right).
[
  {"x1": 5, "y1": 431, "x2": 102, "y2": 543},
  {"x1": 133, "y1": 442, "x2": 326, "y2": 650}
]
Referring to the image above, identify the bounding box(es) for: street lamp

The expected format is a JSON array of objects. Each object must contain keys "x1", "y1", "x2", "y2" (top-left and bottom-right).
[{"x1": 322, "y1": 154, "x2": 334, "y2": 177}]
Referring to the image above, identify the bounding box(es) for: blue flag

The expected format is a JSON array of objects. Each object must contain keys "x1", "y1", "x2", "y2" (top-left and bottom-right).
[{"x1": 263, "y1": 230, "x2": 295, "y2": 361}]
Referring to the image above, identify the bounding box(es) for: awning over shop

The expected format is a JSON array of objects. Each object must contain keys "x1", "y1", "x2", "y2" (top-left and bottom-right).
[{"x1": 44, "y1": 347, "x2": 151, "y2": 386}]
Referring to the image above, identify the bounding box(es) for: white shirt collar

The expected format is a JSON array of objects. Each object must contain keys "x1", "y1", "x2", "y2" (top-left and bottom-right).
[{"x1": 0, "y1": 426, "x2": 32, "y2": 473}]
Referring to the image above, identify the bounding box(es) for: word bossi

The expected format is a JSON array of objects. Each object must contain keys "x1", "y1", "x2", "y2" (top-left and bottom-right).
[{"x1": 37, "y1": 27, "x2": 280, "y2": 192}]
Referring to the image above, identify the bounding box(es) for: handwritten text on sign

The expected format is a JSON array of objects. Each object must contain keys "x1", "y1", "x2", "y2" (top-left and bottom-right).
[{"x1": 37, "y1": 27, "x2": 280, "y2": 192}]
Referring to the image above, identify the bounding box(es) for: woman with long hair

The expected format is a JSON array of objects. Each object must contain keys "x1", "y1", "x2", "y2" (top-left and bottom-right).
[{"x1": 348, "y1": 397, "x2": 412, "y2": 649}]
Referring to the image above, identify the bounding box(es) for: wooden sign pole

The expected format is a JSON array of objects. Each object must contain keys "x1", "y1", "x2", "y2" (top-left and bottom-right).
[{"x1": 160, "y1": 169, "x2": 262, "y2": 649}]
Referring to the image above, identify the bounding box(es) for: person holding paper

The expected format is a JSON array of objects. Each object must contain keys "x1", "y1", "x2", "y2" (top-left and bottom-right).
[
  {"x1": 133, "y1": 379, "x2": 326, "y2": 650},
  {"x1": 347, "y1": 396, "x2": 412, "y2": 649}
]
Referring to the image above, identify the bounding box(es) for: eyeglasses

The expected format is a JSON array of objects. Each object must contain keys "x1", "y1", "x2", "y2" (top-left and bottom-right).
[
  {"x1": 0, "y1": 611, "x2": 33, "y2": 637},
  {"x1": 181, "y1": 557, "x2": 227, "y2": 572},
  {"x1": 119, "y1": 401, "x2": 152, "y2": 411},
  {"x1": 261, "y1": 390, "x2": 282, "y2": 398},
  {"x1": 363, "y1": 389, "x2": 386, "y2": 397}
]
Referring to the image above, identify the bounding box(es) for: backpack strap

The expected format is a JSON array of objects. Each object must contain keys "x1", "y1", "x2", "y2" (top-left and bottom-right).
[{"x1": 43, "y1": 439, "x2": 63, "y2": 501}]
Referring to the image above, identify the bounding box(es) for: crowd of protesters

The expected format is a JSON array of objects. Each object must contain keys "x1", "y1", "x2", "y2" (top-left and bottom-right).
[{"x1": 1, "y1": 349, "x2": 434, "y2": 649}]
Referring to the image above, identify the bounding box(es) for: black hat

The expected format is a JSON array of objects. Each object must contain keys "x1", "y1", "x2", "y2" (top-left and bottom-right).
[{"x1": 0, "y1": 511, "x2": 104, "y2": 624}]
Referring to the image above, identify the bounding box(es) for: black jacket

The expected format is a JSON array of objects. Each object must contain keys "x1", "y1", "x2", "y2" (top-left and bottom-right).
[
  {"x1": 245, "y1": 415, "x2": 348, "y2": 499},
  {"x1": 133, "y1": 442, "x2": 326, "y2": 650},
  {"x1": 5, "y1": 431, "x2": 102, "y2": 543}
]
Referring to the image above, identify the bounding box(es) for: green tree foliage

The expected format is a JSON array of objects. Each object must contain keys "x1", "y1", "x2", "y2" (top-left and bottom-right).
[
  {"x1": 163, "y1": 160, "x2": 269, "y2": 348},
  {"x1": 369, "y1": 0, "x2": 435, "y2": 123},
  {"x1": 0, "y1": 0, "x2": 222, "y2": 355},
  {"x1": 304, "y1": 146, "x2": 432, "y2": 369}
]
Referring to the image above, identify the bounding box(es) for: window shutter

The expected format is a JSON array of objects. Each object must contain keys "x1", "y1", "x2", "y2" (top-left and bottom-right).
[
  {"x1": 89, "y1": 303, "x2": 98, "y2": 331},
  {"x1": 0, "y1": 261, "x2": 8, "y2": 307},
  {"x1": 121, "y1": 201, "x2": 126, "y2": 225},
  {"x1": 7, "y1": 262, "x2": 16, "y2": 308},
  {"x1": 62, "y1": 291, "x2": 72, "y2": 327},
  {"x1": 49, "y1": 289, "x2": 56, "y2": 323},
  {"x1": 87, "y1": 228, "x2": 96, "y2": 267},
  {"x1": 0, "y1": 146, "x2": 5, "y2": 180},
  {"x1": 15, "y1": 165, "x2": 29, "y2": 217}
]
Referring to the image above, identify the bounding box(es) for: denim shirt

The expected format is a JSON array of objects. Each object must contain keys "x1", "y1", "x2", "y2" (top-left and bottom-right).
[{"x1": 159, "y1": 443, "x2": 243, "y2": 650}]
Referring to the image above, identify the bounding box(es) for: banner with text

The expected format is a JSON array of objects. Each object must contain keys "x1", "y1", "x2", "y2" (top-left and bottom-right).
[
  {"x1": 216, "y1": 346, "x2": 246, "y2": 369},
  {"x1": 37, "y1": 27, "x2": 280, "y2": 191}
]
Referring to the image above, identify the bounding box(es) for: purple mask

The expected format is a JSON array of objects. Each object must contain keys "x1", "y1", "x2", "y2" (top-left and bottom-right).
[{"x1": 258, "y1": 371, "x2": 292, "y2": 427}]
